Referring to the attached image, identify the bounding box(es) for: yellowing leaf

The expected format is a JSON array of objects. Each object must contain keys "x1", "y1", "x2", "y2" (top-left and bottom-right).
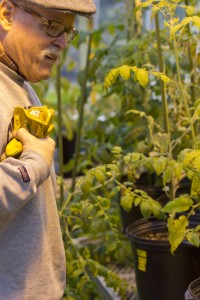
[
  {"x1": 89, "y1": 52, "x2": 95, "y2": 60},
  {"x1": 170, "y1": 24, "x2": 183, "y2": 37},
  {"x1": 160, "y1": 74, "x2": 171, "y2": 83},
  {"x1": 119, "y1": 65, "x2": 131, "y2": 80},
  {"x1": 152, "y1": 71, "x2": 170, "y2": 83},
  {"x1": 181, "y1": 17, "x2": 193, "y2": 27},
  {"x1": 170, "y1": 17, "x2": 192, "y2": 38},
  {"x1": 104, "y1": 68, "x2": 119, "y2": 92},
  {"x1": 168, "y1": 215, "x2": 188, "y2": 253},
  {"x1": 183, "y1": 150, "x2": 200, "y2": 166},
  {"x1": 135, "y1": 68, "x2": 149, "y2": 87},
  {"x1": 131, "y1": 66, "x2": 138, "y2": 73},
  {"x1": 193, "y1": 16, "x2": 200, "y2": 30},
  {"x1": 193, "y1": 156, "x2": 200, "y2": 170},
  {"x1": 140, "y1": 0, "x2": 152, "y2": 8},
  {"x1": 186, "y1": 6, "x2": 195, "y2": 16},
  {"x1": 126, "y1": 109, "x2": 146, "y2": 117}
]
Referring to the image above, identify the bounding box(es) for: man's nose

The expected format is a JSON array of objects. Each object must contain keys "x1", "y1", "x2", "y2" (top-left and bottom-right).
[{"x1": 53, "y1": 33, "x2": 67, "y2": 50}]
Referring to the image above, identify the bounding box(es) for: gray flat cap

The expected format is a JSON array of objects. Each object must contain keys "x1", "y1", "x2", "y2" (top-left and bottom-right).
[{"x1": 22, "y1": 0, "x2": 96, "y2": 16}]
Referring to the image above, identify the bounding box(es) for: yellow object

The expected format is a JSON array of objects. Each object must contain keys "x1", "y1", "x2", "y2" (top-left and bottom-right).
[
  {"x1": 137, "y1": 248, "x2": 147, "y2": 272},
  {"x1": 5, "y1": 106, "x2": 54, "y2": 158}
]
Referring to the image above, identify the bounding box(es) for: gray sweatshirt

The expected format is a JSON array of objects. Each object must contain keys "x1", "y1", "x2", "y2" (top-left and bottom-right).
[{"x1": 0, "y1": 63, "x2": 66, "y2": 300}]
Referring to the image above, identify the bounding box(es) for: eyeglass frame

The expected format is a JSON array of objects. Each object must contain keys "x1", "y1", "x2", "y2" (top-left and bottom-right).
[{"x1": 11, "y1": 1, "x2": 78, "y2": 42}]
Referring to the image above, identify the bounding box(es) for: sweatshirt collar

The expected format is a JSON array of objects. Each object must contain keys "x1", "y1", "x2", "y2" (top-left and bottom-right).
[{"x1": 0, "y1": 42, "x2": 19, "y2": 74}]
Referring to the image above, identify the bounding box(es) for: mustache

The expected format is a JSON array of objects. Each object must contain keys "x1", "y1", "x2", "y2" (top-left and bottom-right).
[{"x1": 39, "y1": 46, "x2": 62, "y2": 64}]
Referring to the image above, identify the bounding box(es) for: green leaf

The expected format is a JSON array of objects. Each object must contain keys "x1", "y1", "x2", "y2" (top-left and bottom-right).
[
  {"x1": 71, "y1": 218, "x2": 83, "y2": 231},
  {"x1": 141, "y1": 199, "x2": 164, "y2": 219},
  {"x1": 97, "y1": 210, "x2": 104, "y2": 217},
  {"x1": 134, "y1": 197, "x2": 142, "y2": 206},
  {"x1": 163, "y1": 195, "x2": 193, "y2": 214},
  {"x1": 70, "y1": 266, "x2": 85, "y2": 278},
  {"x1": 80, "y1": 173, "x2": 94, "y2": 194},
  {"x1": 123, "y1": 154, "x2": 131, "y2": 164},
  {"x1": 100, "y1": 197, "x2": 111, "y2": 210},
  {"x1": 111, "y1": 146, "x2": 122, "y2": 154},
  {"x1": 194, "y1": 225, "x2": 200, "y2": 232},
  {"x1": 95, "y1": 169, "x2": 106, "y2": 184},
  {"x1": 191, "y1": 175, "x2": 200, "y2": 195},
  {"x1": 106, "y1": 241, "x2": 118, "y2": 253},
  {"x1": 168, "y1": 215, "x2": 188, "y2": 253},
  {"x1": 107, "y1": 164, "x2": 119, "y2": 174},
  {"x1": 173, "y1": 162, "x2": 183, "y2": 179},
  {"x1": 162, "y1": 167, "x2": 173, "y2": 185},
  {"x1": 130, "y1": 152, "x2": 142, "y2": 163},
  {"x1": 153, "y1": 157, "x2": 167, "y2": 176},
  {"x1": 156, "y1": 133, "x2": 170, "y2": 153},
  {"x1": 120, "y1": 194, "x2": 133, "y2": 212},
  {"x1": 186, "y1": 231, "x2": 200, "y2": 248},
  {"x1": 82, "y1": 248, "x2": 91, "y2": 259}
]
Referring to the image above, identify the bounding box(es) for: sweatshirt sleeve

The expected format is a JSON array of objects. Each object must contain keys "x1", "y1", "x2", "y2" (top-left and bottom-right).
[{"x1": 0, "y1": 150, "x2": 50, "y2": 216}]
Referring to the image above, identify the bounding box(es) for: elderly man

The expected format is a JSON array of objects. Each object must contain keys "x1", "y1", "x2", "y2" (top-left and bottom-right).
[{"x1": 0, "y1": 0, "x2": 96, "y2": 299}]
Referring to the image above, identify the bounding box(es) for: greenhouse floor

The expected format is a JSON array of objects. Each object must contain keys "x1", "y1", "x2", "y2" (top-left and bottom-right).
[{"x1": 101, "y1": 264, "x2": 138, "y2": 300}]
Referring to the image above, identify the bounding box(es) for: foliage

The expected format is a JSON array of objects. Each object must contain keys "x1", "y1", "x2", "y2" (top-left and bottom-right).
[
  {"x1": 98, "y1": 0, "x2": 200, "y2": 254},
  {"x1": 59, "y1": 174, "x2": 131, "y2": 299}
]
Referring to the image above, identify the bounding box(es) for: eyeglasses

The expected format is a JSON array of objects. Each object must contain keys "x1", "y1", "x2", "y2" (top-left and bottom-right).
[{"x1": 12, "y1": 1, "x2": 78, "y2": 42}]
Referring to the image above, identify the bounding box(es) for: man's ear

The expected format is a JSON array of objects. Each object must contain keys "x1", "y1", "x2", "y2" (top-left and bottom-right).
[{"x1": 0, "y1": 0, "x2": 15, "y2": 31}]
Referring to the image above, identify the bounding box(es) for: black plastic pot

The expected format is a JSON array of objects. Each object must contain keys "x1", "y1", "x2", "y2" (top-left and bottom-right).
[
  {"x1": 126, "y1": 217, "x2": 200, "y2": 300},
  {"x1": 185, "y1": 278, "x2": 200, "y2": 300}
]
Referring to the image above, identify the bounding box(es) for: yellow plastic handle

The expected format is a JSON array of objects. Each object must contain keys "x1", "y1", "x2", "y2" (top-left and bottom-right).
[{"x1": 5, "y1": 138, "x2": 23, "y2": 158}]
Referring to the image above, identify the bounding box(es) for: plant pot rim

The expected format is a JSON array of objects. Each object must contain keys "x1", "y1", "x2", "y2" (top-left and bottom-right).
[
  {"x1": 189, "y1": 277, "x2": 200, "y2": 300},
  {"x1": 126, "y1": 217, "x2": 200, "y2": 251}
]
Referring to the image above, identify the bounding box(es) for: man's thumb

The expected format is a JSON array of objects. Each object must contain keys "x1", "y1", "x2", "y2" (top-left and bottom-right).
[{"x1": 13, "y1": 128, "x2": 30, "y2": 143}]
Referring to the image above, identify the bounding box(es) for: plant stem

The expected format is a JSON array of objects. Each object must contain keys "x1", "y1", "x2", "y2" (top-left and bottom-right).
[
  {"x1": 155, "y1": 12, "x2": 174, "y2": 200},
  {"x1": 63, "y1": 219, "x2": 91, "y2": 281},
  {"x1": 91, "y1": 193, "x2": 118, "y2": 233},
  {"x1": 59, "y1": 190, "x2": 81, "y2": 216},
  {"x1": 56, "y1": 64, "x2": 64, "y2": 205},
  {"x1": 173, "y1": 39, "x2": 197, "y2": 149},
  {"x1": 70, "y1": 33, "x2": 93, "y2": 192},
  {"x1": 125, "y1": 0, "x2": 138, "y2": 39},
  {"x1": 60, "y1": 173, "x2": 116, "y2": 216},
  {"x1": 155, "y1": 13, "x2": 170, "y2": 138},
  {"x1": 185, "y1": 0, "x2": 196, "y2": 103}
]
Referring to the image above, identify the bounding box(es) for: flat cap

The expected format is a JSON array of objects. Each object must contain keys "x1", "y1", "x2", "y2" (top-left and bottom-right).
[{"x1": 21, "y1": 0, "x2": 96, "y2": 16}]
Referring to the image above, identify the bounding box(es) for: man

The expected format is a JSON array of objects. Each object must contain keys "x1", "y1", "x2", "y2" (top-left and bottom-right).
[{"x1": 0, "y1": 0, "x2": 96, "y2": 299}]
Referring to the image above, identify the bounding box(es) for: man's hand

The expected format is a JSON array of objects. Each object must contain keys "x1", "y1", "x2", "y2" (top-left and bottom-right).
[{"x1": 13, "y1": 128, "x2": 55, "y2": 169}]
